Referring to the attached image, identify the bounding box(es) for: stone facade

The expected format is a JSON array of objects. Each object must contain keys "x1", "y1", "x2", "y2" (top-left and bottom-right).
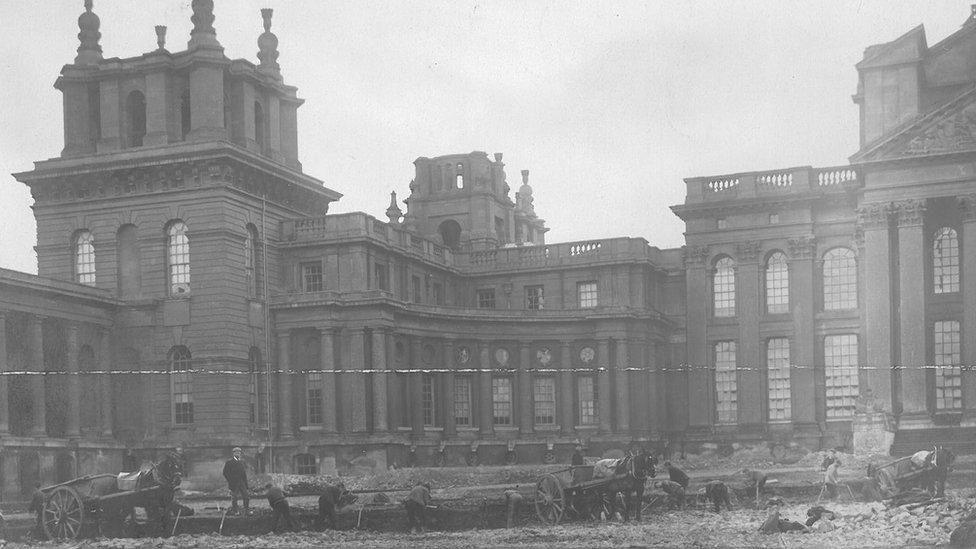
[{"x1": 2, "y1": 3, "x2": 976, "y2": 497}]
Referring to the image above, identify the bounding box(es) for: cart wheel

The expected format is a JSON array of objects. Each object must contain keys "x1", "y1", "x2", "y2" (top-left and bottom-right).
[
  {"x1": 43, "y1": 485, "x2": 86, "y2": 540},
  {"x1": 534, "y1": 474, "x2": 565, "y2": 525}
]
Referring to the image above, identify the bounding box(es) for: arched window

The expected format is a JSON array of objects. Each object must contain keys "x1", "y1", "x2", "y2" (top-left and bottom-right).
[
  {"x1": 933, "y1": 227, "x2": 960, "y2": 294},
  {"x1": 74, "y1": 230, "x2": 96, "y2": 286},
  {"x1": 254, "y1": 102, "x2": 266, "y2": 152},
  {"x1": 455, "y1": 163, "x2": 463, "y2": 189},
  {"x1": 713, "y1": 256, "x2": 735, "y2": 317},
  {"x1": 125, "y1": 91, "x2": 146, "y2": 148},
  {"x1": 765, "y1": 252, "x2": 789, "y2": 314},
  {"x1": 248, "y1": 347, "x2": 261, "y2": 424},
  {"x1": 169, "y1": 346, "x2": 193, "y2": 424},
  {"x1": 166, "y1": 221, "x2": 190, "y2": 295},
  {"x1": 438, "y1": 219, "x2": 462, "y2": 250},
  {"x1": 823, "y1": 248, "x2": 857, "y2": 310},
  {"x1": 245, "y1": 224, "x2": 259, "y2": 297},
  {"x1": 180, "y1": 89, "x2": 191, "y2": 140},
  {"x1": 295, "y1": 453, "x2": 317, "y2": 475}
]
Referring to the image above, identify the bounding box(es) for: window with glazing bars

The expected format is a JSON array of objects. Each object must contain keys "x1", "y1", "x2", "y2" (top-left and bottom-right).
[
  {"x1": 248, "y1": 347, "x2": 260, "y2": 424},
  {"x1": 301, "y1": 262, "x2": 323, "y2": 292},
  {"x1": 422, "y1": 374, "x2": 436, "y2": 426},
  {"x1": 75, "y1": 231, "x2": 96, "y2": 286},
  {"x1": 713, "y1": 257, "x2": 735, "y2": 317},
  {"x1": 933, "y1": 228, "x2": 960, "y2": 294},
  {"x1": 374, "y1": 262, "x2": 389, "y2": 291},
  {"x1": 533, "y1": 377, "x2": 556, "y2": 425},
  {"x1": 170, "y1": 346, "x2": 193, "y2": 424},
  {"x1": 526, "y1": 285, "x2": 544, "y2": 310},
  {"x1": 824, "y1": 334, "x2": 859, "y2": 418},
  {"x1": 454, "y1": 376, "x2": 472, "y2": 426},
  {"x1": 307, "y1": 372, "x2": 323, "y2": 424},
  {"x1": 578, "y1": 281, "x2": 598, "y2": 308},
  {"x1": 167, "y1": 221, "x2": 190, "y2": 294},
  {"x1": 492, "y1": 377, "x2": 512, "y2": 425},
  {"x1": 245, "y1": 225, "x2": 257, "y2": 297},
  {"x1": 477, "y1": 288, "x2": 496, "y2": 309},
  {"x1": 715, "y1": 341, "x2": 737, "y2": 424},
  {"x1": 766, "y1": 338, "x2": 791, "y2": 421},
  {"x1": 765, "y1": 252, "x2": 789, "y2": 314},
  {"x1": 934, "y1": 320, "x2": 962, "y2": 411},
  {"x1": 295, "y1": 453, "x2": 317, "y2": 475},
  {"x1": 823, "y1": 248, "x2": 857, "y2": 310},
  {"x1": 578, "y1": 376, "x2": 598, "y2": 425}
]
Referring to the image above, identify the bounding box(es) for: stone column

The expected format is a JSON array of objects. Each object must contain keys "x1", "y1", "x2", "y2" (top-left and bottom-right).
[
  {"x1": 347, "y1": 328, "x2": 367, "y2": 432},
  {"x1": 736, "y1": 242, "x2": 762, "y2": 428},
  {"x1": 787, "y1": 236, "x2": 818, "y2": 428},
  {"x1": 443, "y1": 339, "x2": 457, "y2": 437},
  {"x1": 648, "y1": 340, "x2": 663, "y2": 437},
  {"x1": 28, "y1": 315, "x2": 46, "y2": 436},
  {"x1": 144, "y1": 72, "x2": 170, "y2": 146},
  {"x1": 559, "y1": 341, "x2": 575, "y2": 435},
  {"x1": 960, "y1": 195, "x2": 976, "y2": 422},
  {"x1": 478, "y1": 342, "x2": 493, "y2": 436},
  {"x1": 99, "y1": 328, "x2": 113, "y2": 437},
  {"x1": 597, "y1": 339, "x2": 612, "y2": 433},
  {"x1": 319, "y1": 329, "x2": 337, "y2": 433},
  {"x1": 410, "y1": 338, "x2": 424, "y2": 436},
  {"x1": 518, "y1": 341, "x2": 534, "y2": 434},
  {"x1": 65, "y1": 323, "x2": 81, "y2": 437},
  {"x1": 277, "y1": 330, "x2": 293, "y2": 439},
  {"x1": 613, "y1": 338, "x2": 631, "y2": 433},
  {"x1": 859, "y1": 203, "x2": 895, "y2": 414},
  {"x1": 97, "y1": 79, "x2": 120, "y2": 152},
  {"x1": 895, "y1": 200, "x2": 929, "y2": 425},
  {"x1": 386, "y1": 332, "x2": 402, "y2": 429},
  {"x1": 371, "y1": 328, "x2": 389, "y2": 433},
  {"x1": 188, "y1": 63, "x2": 226, "y2": 141},
  {"x1": 684, "y1": 246, "x2": 710, "y2": 429},
  {"x1": 0, "y1": 311, "x2": 9, "y2": 434}
]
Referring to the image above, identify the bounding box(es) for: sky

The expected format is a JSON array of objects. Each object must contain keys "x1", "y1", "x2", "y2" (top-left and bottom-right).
[{"x1": 0, "y1": 1, "x2": 972, "y2": 274}]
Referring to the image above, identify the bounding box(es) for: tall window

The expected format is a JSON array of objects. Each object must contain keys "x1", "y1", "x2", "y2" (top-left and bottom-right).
[
  {"x1": 295, "y1": 453, "x2": 317, "y2": 475},
  {"x1": 533, "y1": 377, "x2": 556, "y2": 426},
  {"x1": 254, "y1": 102, "x2": 266, "y2": 152},
  {"x1": 824, "y1": 334, "x2": 859, "y2": 418},
  {"x1": 933, "y1": 228, "x2": 960, "y2": 294},
  {"x1": 248, "y1": 347, "x2": 261, "y2": 424},
  {"x1": 477, "y1": 288, "x2": 496, "y2": 309},
  {"x1": 765, "y1": 252, "x2": 789, "y2": 314},
  {"x1": 125, "y1": 90, "x2": 146, "y2": 148},
  {"x1": 307, "y1": 372, "x2": 323, "y2": 424},
  {"x1": 412, "y1": 276, "x2": 422, "y2": 303},
  {"x1": 492, "y1": 377, "x2": 512, "y2": 425},
  {"x1": 166, "y1": 221, "x2": 190, "y2": 295},
  {"x1": 244, "y1": 225, "x2": 258, "y2": 297},
  {"x1": 431, "y1": 282, "x2": 444, "y2": 305},
  {"x1": 373, "y1": 263, "x2": 389, "y2": 291},
  {"x1": 766, "y1": 338, "x2": 791, "y2": 421},
  {"x1": 301, "y1": 262, "x2": 323, "y2": 292},
  {"x1": 715, "y1": 341, "x2": 737, "y2": 424},
  {"x1": 455, "y1": 163, "x2": 464, "y2": 189},
  {"x1": 422, "y1": 374, "x2": 437, "y2": 426},
  {"x1": 578, "y1": 376, "x2": 598, "y2": 425},
  {"x1": 578, "y1": 281, "x2": 598, "y2": 308},
  {"x1": 823, "y1": 248, "x2": 857, "y2": 310},
  {"x1": 934, "y1": 320, "x2": 962, "y2": 411},
  {"x1": 713, "y1": 257, "x2": 735, "y2": 317},
  {"x1": 454, "y1": 377, "x2": 472, "y2": 427},
  {"x1": 74, "y1": 230, "x2": 96, "y2": 286},
  {"x1": 169, "y1": 346, "x2": 193, "y2": 424},
  {"x1": 526, "y1": 285, "x2": 544, "y2": 310}
]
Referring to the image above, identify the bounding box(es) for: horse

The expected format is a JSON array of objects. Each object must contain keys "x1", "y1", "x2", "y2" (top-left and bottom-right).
[
  {"x1": 600, "y1": 449, "x2": 657, "y2": 522},
  {"x1": 922, "y1": 445, "x2": 954, "y2": 497},
  {"x1": 85, "y1": 452, "x2": 184, "y2": 537}
]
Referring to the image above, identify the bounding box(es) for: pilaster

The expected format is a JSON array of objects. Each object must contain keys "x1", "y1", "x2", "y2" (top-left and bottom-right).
[
  {"x1": 614, "y1": 338, "x2": 631, "y2": 433},
  {"x1": 372, "y1": 328, "x2": 389, "y2": 433},
  {"x1": 319, "y1": 328, "x2": 337, "y2": 433},
  {"x1": 559, "y1": 341, "x2": 574, "y2": 435},
  {"x1": 29, "y1": 315, "x2": 46, "y2": 437},
  {"x1": 96, "y1": 79, "x2": 120, "y2": 152},
  {"x1": 858, "y1": 203, "x2": 895, "y2": 414},
  {"x1": 684, "y1": 245, "x2": 711, "y2": 428},
  {"x1": 518, "y1": 341, "x2": 533, "y2": 435},
  {"x1": 787, "y1": 236, "x2": 817, "y2": 427},
  {"x1": 66, "y1": 323, "x2": 81, "y2": 438},
  {"x1": 478, "y1": 342, "x2": 493, "y2": 436},
  {"x1": 410, "y1": 338, "x2": 424, "y2": 436},
  {"x1": 894, "y1": 199, "x2": 929, "y2": 426},
  {"x1": 442, "y1": 339, "x2": 456, "y2": 437},
  {"x1": 276, "y1": 330, "x2": 293, "y2": 439},
  {"x1": 736, "y1": 241, "x2": 762, "y2": 427},
  {"x1": 0, "y1": 312, "x2": 8, "y2": 434},
  {"x1": 959, "y1": 195, "x2": 976, "y2": 422},
  {"x1": 597, "y1": 339, "x2": 612, "y2": 433},
  {"x1": 99, "y1": 328, "x2": 113, "y2": 437}
]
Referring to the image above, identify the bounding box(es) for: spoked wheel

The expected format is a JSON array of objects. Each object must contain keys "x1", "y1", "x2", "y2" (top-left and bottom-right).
[
  {"x1": 43, "y1": 485, "x2": 86, "y2": 540},
  {"x1": 534, "y1": 474, "x2": 565, "y2": 525}
]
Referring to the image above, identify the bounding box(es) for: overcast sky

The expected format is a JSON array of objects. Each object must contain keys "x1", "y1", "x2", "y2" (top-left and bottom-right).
[{"x1": 0, "y1": 1, "x2": 972, "y2": 274}]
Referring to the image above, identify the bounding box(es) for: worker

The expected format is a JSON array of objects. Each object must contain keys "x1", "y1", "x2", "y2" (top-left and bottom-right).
[
  {"x1": 657, "y1": 480, "x2": 685, "y2": 509},
  {"x1": 28, "y1": 482, "x2": 45, "y2": 540},
  {"x1": 318, "y1": 483, "x2": 354, "y2": 530},
  {"x1": 504, "y1": 485, "x2": 524, "y2": 528},
  {"x1": 704, "y1": 480, "x2": 732, "y2": 512},
  {"x1": 571, "y1": 445, "x2": 584, "y2": 466},
  {"x1": 405, "y1": 482, "x2": 432, "y2": 533},
  {"x1": 265, "y1": 483, "x2": 293, "y2": 533},
  {"x1": 823, "y1": 459, "x2": 841, "y2": 499},
  {"x1": 664, "y1": 461, "x2": 690, "y2": 488},
  {"x1": 223, "y1": 447, "x2": 250, "y2": 516}
]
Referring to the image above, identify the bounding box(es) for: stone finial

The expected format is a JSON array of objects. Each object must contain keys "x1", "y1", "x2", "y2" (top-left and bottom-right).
[
  {"x1": 188, "y1": 0, "x2": 220, "y2": 49},
  {"x1": 517, "y1": 169, "x2": 534, "y2": 213},
  {"x1": 155, "y1": 25, "x2": 167, "y2": 51},
  {"x1": 386, "y1": 191, "x2": 403, "y2": 224},
  {"x1": 257, "y1": 8, "x2": 281, "y2": 78},
  {"x1": 494, "y1": 152, "x2": 503, "y2": 162},
  {"x1": 75, "y1": 0, "x2": 103, "y2": 65}
]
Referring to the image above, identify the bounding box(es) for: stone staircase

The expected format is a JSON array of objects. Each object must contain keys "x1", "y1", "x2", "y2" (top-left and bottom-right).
[{"x1": 890, "y1": 426, "x2": 976, "y2": 456}]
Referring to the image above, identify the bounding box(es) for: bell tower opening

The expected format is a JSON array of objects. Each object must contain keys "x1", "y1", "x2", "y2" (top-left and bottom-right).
[{"x1": 438, "y1": 219, "x2": 462, "y2": 250}]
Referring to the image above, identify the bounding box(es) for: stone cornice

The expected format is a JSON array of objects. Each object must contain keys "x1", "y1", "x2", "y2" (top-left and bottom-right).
[
  {"x1": 855, "y1": 202, "x2": 891, "y2": 230},
  {"x1": 892, "y1": 199, "x2": 926, "y2": 227}
]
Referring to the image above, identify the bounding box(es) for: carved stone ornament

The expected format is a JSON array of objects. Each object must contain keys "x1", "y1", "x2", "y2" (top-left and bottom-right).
[
  {"x1": 855, "y1": 202, "x2": 891, "y2": 230},
  {"x1": 494, "y1": 348, "x2": 510, "y2": 366},
  {"x1": 579, "y1": 346, "x2": 595, "y2": 364},
  {"x1": 959, "y1": 193, "x2": 976, "y2": 222},
  {"x1": 683, "y1": 245, "x2": 709, "y2": 267},
  {"x1": 787, "y1": 235, "x2": 816, "y2": 260},
  {"x1": 904, "y1": 101, "x2": 976, "y2": 156},
  {"x1": 456, "y1": 346, "x2": 470, "y2": 364},
  {"x1": 422, "y1": 345, "x2": 436, "y2": 365},
  {"x1": 736, "y1": 241, "x2": 762, "y2": 262},
  {"x1": 892, "y1": 199, "x2": 926, "y2": 227},
  {"x1": 537, "y1": 347, "x2": 552, "y2": 365}
]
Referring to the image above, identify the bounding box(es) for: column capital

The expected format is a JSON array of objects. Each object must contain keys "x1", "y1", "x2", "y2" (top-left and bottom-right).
[
  {"x1": 787, "y1": 235, "x2": 816, "y2": 260},
  {"x1": 893, "y1": 199, "x2": 926, "y2": 228},
  {"x1": 683, "y1": 245, "x2": 709, "y2": 268},
  {"x1": 736, "y1": 240, "x2": 762, "y2": 263},
  {"x1": 518, "y1": 340, "x2": 532, "y2": 350},
  {"x1": 856, "y1": 202, "x2": 892, "y2": 230},
  {"x1": 958, "y1": 193, "x2": 976, "y2": 222}
]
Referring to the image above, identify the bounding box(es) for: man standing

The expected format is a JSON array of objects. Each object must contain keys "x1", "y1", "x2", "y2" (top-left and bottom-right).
[
  {"x1": 223, "y1": 447, "x2": 250, "y2": 516},
  {"x1": 265, "y1": 483, "x2": 293, "y2": 533},
  {"x1": 571, "y1": 445, "x2": 584, "y2": 466},
  {"x1": 28, "y1": 482, "x2": 45, "y2": 540},
  {"x1": 318, "y1": 483, "x2": 354, "y2": 530},
  {"x1": 405, "y1": 482, "x2": 432, "y2": 533},
  {"x1": 823, "y1": 459, "x2": 841, "y2": 499},
  {"x1": 504, "y1": 485, "x2": 524, "y2": 528}
]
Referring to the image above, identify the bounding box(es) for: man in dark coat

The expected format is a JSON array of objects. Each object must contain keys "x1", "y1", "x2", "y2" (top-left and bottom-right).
[
  {"x1": 28, "y1": 483, "x2": 45, "y2": 540},
  {"x1": 222, "y1": 447, "x2": 250, "y2": 515},
  {"x1": 504, "y1": 485, "x2": 524, "y2": 528},
  {"x1": 664, "y1": 461, "x2": 690, "y2": 488},
  {"x1": 571, "y1": 445, "x2": 584, "y2": 466},
  {"x1": 657, "y1": 480, "x2": 685, "y2": 509},
  {"x1": 265, "y1": 483, "x2": 293, "y2": 533},
  {"x1": 318, "y1": 483, "x2": 355, "y2": 530},
  {"x1": 704, "y1": 480, "x2": 732, "y2": 513},
  {"x1": 404, "y1": 483, "x2": 432, "y2": 533}
]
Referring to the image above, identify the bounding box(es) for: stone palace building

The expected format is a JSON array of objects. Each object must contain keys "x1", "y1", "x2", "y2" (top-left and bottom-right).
[{"x1": 1, "y1": 1, "x2": 974, "y2": 494}]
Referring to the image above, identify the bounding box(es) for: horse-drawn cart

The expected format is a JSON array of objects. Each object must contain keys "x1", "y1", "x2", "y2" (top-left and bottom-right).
[
  {"x1": 869, "y1": 446, "x2": 953, "y2": 500},
  {"x1": 40, "y1": 454, "x2": 183, "y2": 540},
  {"x1": 535, "y1": 455, "x2": 656, "y2": 525}
]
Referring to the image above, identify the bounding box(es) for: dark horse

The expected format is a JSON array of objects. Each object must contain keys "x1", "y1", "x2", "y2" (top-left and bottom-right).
[
  {"x1": 922, "y1": 445, "x2": 954, "y2": 497},
  {"x1": 604, "y1": 449, "x2": 657, "y2": 522},
  {"x1": 88, "y1": 452, "x2": 184, "y2": 537}
]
